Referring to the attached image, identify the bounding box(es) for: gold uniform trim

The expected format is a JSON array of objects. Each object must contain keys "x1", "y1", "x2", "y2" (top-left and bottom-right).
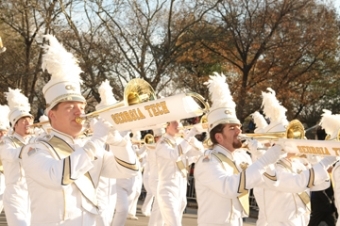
[
  {"x1": 263, "y1": 172, "x2": 278, "y2": 181},
  {"x1": 211, "y1": 152, "x2": 249, "y2": 215},
  {"x1": 277, "y1": 159, "x2": 311, "y2": 211},
  {"x1": 307, "y1": 168, "x2": 315, "y2": 188},
  {"x1": 115, "y1": 156, "x2": 139, "y2": 171},
  {"x1": 62, "y1": 157, "x2": 73, "y2": 185}
]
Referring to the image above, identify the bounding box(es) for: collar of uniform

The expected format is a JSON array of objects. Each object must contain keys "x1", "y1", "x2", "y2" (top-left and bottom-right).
[
  {"x1": 214, "y1": 144, "x2": 234, "y2": 161},
  {"x1": 49, "y1": 129, "x2": 76, "y2": 145},
  {"x1": 164, "y1": 133, "x2": 176, "y2": 143},
  {"x1": 12, "y1": 132, "x2": 31, "y2": 144}
]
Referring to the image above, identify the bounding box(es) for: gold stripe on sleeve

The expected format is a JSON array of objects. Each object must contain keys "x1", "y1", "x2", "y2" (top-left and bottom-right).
[
  {"x1": 307, "y1": 168, "x2": 315, "y2": 188},
  {"x1": 115, "y1": 157, "x2": 139, "y2": 171}
]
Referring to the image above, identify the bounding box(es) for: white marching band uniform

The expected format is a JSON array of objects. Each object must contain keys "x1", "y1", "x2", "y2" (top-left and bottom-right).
[
  {"x1": 253, "y1": 156, "x2": 334, "y2": 226},
  {"x1": 148, "y1": 137, "x2": 163, "y2": 226},
  {"x1": 141, "y1": 144, "x2": 155, "y2": 217},
  {"x1": 156, "y1": 132, "x2": 203, "y2": 226},
  {"x1": 21, "y1": 128, "x2": 138, "y2": 226},
  {"x1": 1, "y1": 133, "x2": 31, "y2": 225}
]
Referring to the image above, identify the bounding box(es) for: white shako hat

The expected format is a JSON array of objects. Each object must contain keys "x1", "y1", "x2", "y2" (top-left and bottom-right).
[
  {"x1": 5, "y1": 88, "x2": 33, "y2": 127},
  {"x1": 260, "y1": 88, "x2": 288, "y2": 133},
  {"x1": 153, "y1": 127, "x2": 165, "y2": 137},
  {"x1": 41, "y1": 35, "x2": 86, "y2": 114},
  {"x1": 319, "y1": 109, "x2": 340, "y2": 140},
  {"x1": 204, "y1": 72, "x2": 240, "y2": 131},
  {"x1": 0, "y1": 104, "x2": 10, "y2": 131},
  {"x1": 96, "y1": 79, "x2": 117, "y2": 111}
]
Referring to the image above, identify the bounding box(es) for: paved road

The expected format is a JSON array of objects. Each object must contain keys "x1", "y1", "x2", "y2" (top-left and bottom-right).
[
  {"x1": 125, "y1": 205, "x2": 257, "y2": 226},
  {"x1": 0, "y1": 206, "x2": 257, "y2": 226}
]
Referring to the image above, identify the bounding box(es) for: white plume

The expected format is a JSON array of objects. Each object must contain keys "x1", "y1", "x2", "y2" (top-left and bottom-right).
[
  {"x1": 204, "y1": 72, "x2": 236, "y2": 110},
  {"x1": 261, "y1": 88, "x2": 288, "y2": 124},
  {"x1": 41, "y1": 35, "x2": 83, "y2": 84},
  {"x1": 0, "y1": 105, "x2": 10, "y2": 129},
  {"x1": 98, "y1": 80, "x2": 117, "y2": 106},
  {"x1": 5, "y1": 88, "x2": 31, "y2": 113},
  {"x1": 39, "y1": 114, "x2": 49, "y2": 123},
  {"x1": 319, "y1": 109, "x2": 340, "y2": 137},
  {"x1": 252, "y1": 111, "x2": 268, "y2": 129}
]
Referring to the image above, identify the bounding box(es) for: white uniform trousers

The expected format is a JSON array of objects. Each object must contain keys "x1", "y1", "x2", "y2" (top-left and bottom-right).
[
  {"x1": 148, "y1": 180, "x2": 163, "y2": 226},
  {"x1": 128, "y1": 171, "x2": 143, "y2": 217},
  {"x1": 157, "y1": 176, "x2": 187, "y2": 226},
  {"x1": 111, "y1": 179, "x2": 134, "y2": 226},
  {"x1": 141, "y1": 173, "x2": 154, "y2": 216},
  {"x1": 4, "y1": 183, "x2": 30, "y2": 226}
]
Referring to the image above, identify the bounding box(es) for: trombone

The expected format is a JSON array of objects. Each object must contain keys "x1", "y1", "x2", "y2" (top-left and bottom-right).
[
  {"x1": 131, "y1": 133, "x2": 155, "y2": 145},
  {"x1": 239, "y1": 119, "x2": 305, "y2": 142}
]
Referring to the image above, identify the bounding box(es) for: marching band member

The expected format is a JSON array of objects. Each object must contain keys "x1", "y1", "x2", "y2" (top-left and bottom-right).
[
  {"x1": 141, "y1": 131, "x2": 161, "y2": 217},
  {"x1": 0, "y1": 104, "x2": 9, "y2": 215},
  {"x1": 194, "y1": 73, "x2": 285, "y2": 226},
  {"x1": 127, "y1": 130, "x2": 144, "y2": 220},
  {"x1": 320, "y1": 110, "x2": 340, "y2": 226},
  {"x1": 0, "y1": 88, "x2": 34, "y2": 226},
  {"x1": 251, "y1": 89, "x2": 337, "y2": 226},
  {"x1": 112, "y1": 131, "x2": 138, "y2": 226},
  {"x1": 94, "y1": 80, "x2": 118, "y2": 226},
  {"x1": 148, "y1": 127, "x2": 165, "y2": 226},
  {"x1": 20, "y1": 35, "x2": 138, "y2": 226},
  {"x1": 156, "y1": 119, "x2": 204, "y2": 226}
]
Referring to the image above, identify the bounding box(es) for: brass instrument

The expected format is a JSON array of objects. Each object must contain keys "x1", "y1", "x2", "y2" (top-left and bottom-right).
[
  {"x1": 75, "y1": 78, "x2": 156, "y2": 124},
  {"x1": 239, "y1": 119, "x2": 305, "y2": 141},
  {"x1": 144, "y1": 133, "x2": 155, "y2": 144},
  {"x1": 131, "y1": 133, "x2": 155, "y2": 145}
]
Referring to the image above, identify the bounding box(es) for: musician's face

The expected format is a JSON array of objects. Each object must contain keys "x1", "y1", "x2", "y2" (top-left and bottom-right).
[
  {"x1": 14, "y1": 116, "x2": 33, "y2": 137},
  {"x1": 0, "y1": 130, "x2": 7, "y2": 138},
  {"x1": 215, "y1": 123, "x2": 242, "y2": 151},
  {"x1": 166, "y1": 120, "x2": 180, "y2": 136},
  {"x1": 49, "y1": 101, "x2": 85, "y2": 138}
]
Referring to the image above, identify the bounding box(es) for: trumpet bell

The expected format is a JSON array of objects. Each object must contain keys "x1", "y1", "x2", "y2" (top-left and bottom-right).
[
  {"x1": 125, "y1": 78, "x2": 156, "y2": 105},
  {"x1": 144, "y1": 134, "x2": 155, "y2": 144}
]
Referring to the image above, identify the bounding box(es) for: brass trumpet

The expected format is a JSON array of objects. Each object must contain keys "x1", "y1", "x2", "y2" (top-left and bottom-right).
[
  {"x1": 75, "y1": 78, "x2": 156, "y2": 124},
  {"x1": 239, "y1": 119, "x2": 305, "y2": 141},
  {"x1": 131, "y1": 133, "x2": 155, "y2": 145}
]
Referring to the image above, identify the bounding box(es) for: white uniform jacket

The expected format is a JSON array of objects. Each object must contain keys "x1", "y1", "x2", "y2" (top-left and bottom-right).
[
  {"x1": 21, "y1": 129, "x2": 139, "y2": 226},
  {"x1": 194, "y1": 145, "x2": 267, "y2": 226},
  {"x1": 254, "y1": 157, "x2": 330, "y2": 226},
  {"x1": 1, "y1": 132, "x2": 32, "y2": 226}
]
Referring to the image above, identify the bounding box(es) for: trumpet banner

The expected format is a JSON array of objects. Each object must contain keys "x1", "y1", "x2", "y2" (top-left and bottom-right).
[
  {"x1": 278, "y1": 138, "x2": 340, "y2": 157},
  {"x1": 99, "y1": 93, "x2": 204, "y2": 131}
]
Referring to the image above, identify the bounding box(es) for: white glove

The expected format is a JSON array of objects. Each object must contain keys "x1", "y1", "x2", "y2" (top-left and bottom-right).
[
  {"x1": 319, "y1": 156, "x2": 339, "y2": 170},
  {"x1": 184, "y1": 127, "x2": 200, "y2": 140},
  {"x1": 107, "y1": 130, "x2": 126, "y2": 146},
  {"x1": 257, "y1": 144, "x2": 286, "y2": 167},
  {"x1": 247, "y1": 139, "x2": 259, "y2": 154},
  {"x1": 84, "y1": 118, "x2": 111, "y2": 159}
]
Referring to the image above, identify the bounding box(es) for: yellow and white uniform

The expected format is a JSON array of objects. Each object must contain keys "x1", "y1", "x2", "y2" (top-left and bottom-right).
[
  {"x1": 254, "y1": 157, "x2": 331, "y2": 226},
  {"x1": 0, "y1": 132, "x2": 32, "y2": 226},
  {"x1": 195, "y1": 145, "x2": 257, "y2": 226},
  {"x1": 21, "y1": 129, "x2": 138, "y2": 226},
  {"x1": 156, "y1": 133, "x2": 203, "y2": 226}
]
